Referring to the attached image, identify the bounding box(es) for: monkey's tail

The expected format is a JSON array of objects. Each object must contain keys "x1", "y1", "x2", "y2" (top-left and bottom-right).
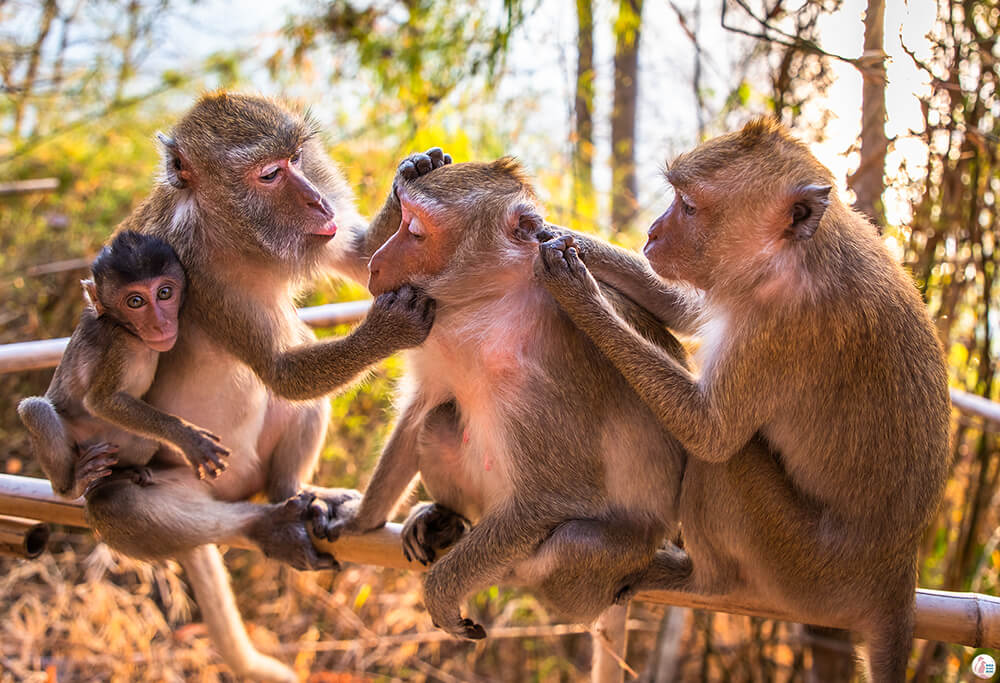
[{"x1": 176, "y1": 544, "x2": 298, "y2": 683}]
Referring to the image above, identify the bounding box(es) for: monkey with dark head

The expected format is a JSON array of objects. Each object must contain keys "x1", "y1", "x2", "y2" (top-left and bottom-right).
[
  {"x1": 18, "y1": 230, "x2": 230, "y2": 499},
  {"x1": 536, "y1": 118, "x2": 951, "y2": 682},
  {"x1": 311, "y1": 157, "x2": 690, "y2": 639},
  {"x1": 61, "y1": 93, "x2": 443, "y2": 682}
]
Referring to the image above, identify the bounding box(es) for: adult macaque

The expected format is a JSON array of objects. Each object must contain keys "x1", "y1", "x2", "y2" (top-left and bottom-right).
[
  {"x1": 536, "y1": 118, "x2": 950, "y2": 682},
  {"x1": 18, "y1": 230, "x2": 229, "y2": 498},
  {"x1": 60, "y1": 93, "x2": 446, "y2": 682},
  {"x1": 311, "y1": 158, "x2": 689, "y2": 640}
]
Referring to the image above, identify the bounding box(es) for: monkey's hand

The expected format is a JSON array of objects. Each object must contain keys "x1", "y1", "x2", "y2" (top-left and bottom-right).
[
  {"x1": 363, "y1": 285, "x2": 437, "y2": 351},
  {"x1": 534, "y1": 225, "x2": 593, "y2": 260},
  {"x1": 248, "y1": 492, "x2": 339, "y2": 571},
  {"x1": 535, "y1": 236, "x2": 605, "y2": 316},
  {"x1": 177, "y1": 426, "x2": 231, "y2": 480},
  {"x1": 401, "y1": 503, "x2": 470, "y2": 566},
  {"x1": 73, "y1": 442, "x2": 119, "y2": 498},
  {"x1": 308, "y1": 489, "x2": 375, "y2": 542},
  {"x1": 393, "y1": 147, "x2": 452, "y2": 198}
]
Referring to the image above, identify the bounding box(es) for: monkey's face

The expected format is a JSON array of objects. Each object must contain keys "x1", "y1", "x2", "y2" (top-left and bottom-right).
[
  {"x1": 103, "y1": 271, "x2": 185, "y2": 352},
  {"x1": 238, "y1": 141, "x2": 339, "y2": 262},
  {"x1": 368, "y1": 186, "x2": 459, "y2": 295},
  {"x1": 645, "y1": 187, "x2": 718, "y2": 290}
]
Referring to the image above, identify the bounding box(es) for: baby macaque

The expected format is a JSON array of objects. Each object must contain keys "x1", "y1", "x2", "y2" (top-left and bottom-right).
[{"x1": 18, "y1": 230, "x2": 230, "y2": 498}]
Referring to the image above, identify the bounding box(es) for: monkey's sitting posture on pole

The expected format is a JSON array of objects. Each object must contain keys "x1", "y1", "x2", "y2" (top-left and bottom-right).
[
  {"x1": 536, "y1": 118, "x2": 951, "y2": 682},
  {"x1": 18, "y1": 230, "x2": 230, "y2": 500},
  {"x1": 311, "y1": 157, "x2": 690, "y2": 639}
]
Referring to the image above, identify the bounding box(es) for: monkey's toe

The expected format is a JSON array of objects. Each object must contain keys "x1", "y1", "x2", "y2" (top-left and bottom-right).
[{"x1": 457, "y1": 618, "x2": 487, "y2": 640}]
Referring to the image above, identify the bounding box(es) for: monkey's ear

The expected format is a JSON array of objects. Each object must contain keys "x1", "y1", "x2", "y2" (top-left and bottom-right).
[
  {"x1": 785, "y1": 184, "x2": 831, "y2": 241},
  {"x1": 81, "y1": 279, "x2": 103, "y2": 316},
  {"x1": 509, "y1": 204, "x2": 545, "y2": 242},
  {"x1": 157, "y1": 133, "x2": 192, "y2": 189}
]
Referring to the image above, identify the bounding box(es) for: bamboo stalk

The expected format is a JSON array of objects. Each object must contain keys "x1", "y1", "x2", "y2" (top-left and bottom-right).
[
  {"x1": 1, "y1": 473, "x2": 997, "y2": 648},
  {"x1": 0, "y1": 514, "x2": 49, "y2": 558}
]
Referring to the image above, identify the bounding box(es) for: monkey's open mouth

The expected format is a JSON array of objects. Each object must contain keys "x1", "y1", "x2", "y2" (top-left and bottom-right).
[{"x1": 311, "y1": 219, "x2": 338, "y2": 237}]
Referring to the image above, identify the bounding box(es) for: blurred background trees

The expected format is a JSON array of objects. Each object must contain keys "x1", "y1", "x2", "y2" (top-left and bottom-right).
[{"x1": 1, "y1": 0, "x2": 997, "y2": 680}]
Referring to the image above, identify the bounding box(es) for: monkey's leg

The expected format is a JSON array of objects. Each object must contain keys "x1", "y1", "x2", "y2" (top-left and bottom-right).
[
  {"x1": 85, "y1": 466, "x2": 335, "y2": 570},
  {"x1": 422, "y1": 507, "x2": 552, "y2": 640},
  {"x1": 17, "y1": 396, "x2": 102, "y2": 498},
  {"x1": 177, "y1": 544, "x2": 297, "y2": 683},
  {"x1": 525, "y1": 517, "x2": 667, "y2": 622}
]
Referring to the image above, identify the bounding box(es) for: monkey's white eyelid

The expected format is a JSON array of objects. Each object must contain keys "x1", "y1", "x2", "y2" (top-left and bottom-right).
[
  {"x1": 259, "y1": 166, "x2": 281, "y2": 182},
  {"x1": 408, "y1": 218, "x2": 426, "y2": 237}
]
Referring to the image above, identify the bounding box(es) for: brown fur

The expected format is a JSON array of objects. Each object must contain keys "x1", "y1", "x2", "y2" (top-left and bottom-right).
[
  {"x1": 314, "y1": 158, "x2": 690, "y2": 640},
  {"x1": 70, "y1": 93, "x2": 438, "y2": 682},
  {"x1": 537, "y1": 119, "x2": 951, "y2": 682}
]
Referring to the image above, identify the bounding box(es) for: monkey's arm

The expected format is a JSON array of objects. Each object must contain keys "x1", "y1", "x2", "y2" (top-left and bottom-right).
[
  {"x1": 83, "y1": 357, "x2": 229, "y2": 479},
  {"x1": 312, "y1": 400, "x2": 424, "y2": 540},
  {"x1": 543, "y1": 227, "x2": 700, "y2": 333},
  {"x1": 201, "y1": 284, "x2": 434, "y2": 402},
  {"x1": 537, "y1": 240, "x2": 767, "y2": 464}
]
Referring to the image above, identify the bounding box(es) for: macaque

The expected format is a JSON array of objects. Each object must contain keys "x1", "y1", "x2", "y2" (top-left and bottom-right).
[
  {"x1": 18, "y1": 230, "x2": 229, "y2": 499},
  {"x1": 536, "y1": 118, "x2": 951, "y2": 682},
  {"x1": 311, "y1": 158, "x2": 690, "y2": 640},
  {"x1": 54, "y1": 92, "x2": 445, "y2": 682}
]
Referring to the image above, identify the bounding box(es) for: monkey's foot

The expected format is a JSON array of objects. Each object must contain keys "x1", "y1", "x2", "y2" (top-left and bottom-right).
[
  {"x1": 76, "y1": 442, "x2": 120, "y2": 498},
  {"x1": 249, "y1": 493, "x2": 338, "y2": 571},
  {"x1": 306, "y1": 488, "x2": 362, "y2": 541},
  {"x1": 401, "y1": 503, "x2": 470, "y2": 565},
  {"x1": 433, "y1": 616, "x2": 487, "y2": 641}
]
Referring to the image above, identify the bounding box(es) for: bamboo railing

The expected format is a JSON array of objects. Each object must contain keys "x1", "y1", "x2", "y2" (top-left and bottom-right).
[{"x1": 2, "y1": 299, "x2": 999, "y2": 649}]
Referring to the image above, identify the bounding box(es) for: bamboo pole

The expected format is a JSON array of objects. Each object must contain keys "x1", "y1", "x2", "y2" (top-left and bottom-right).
[
  {"x1": 0, "y1": 514, "x2": 49, "y2": 558},
  {"x1": 1, "y1": 473, "x2": 997, "y2": 649}
]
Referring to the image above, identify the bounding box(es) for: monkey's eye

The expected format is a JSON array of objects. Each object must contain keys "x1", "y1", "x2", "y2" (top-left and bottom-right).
[
  {"x1": 290, "y1": 149, "x2": 302, "y2": 165},
  {"x1": 126, "y1": 294, "x2": 146, "y2": 309},
  {"x1": 680, "y1": 196, "x2": 696, "y2": 216},
  {"x1": 259, "y1": 166, "x2": 281, "y2": 183},
  {"x1": 407, "y1": 217, "x2": 426, "y2": 240},
  {"x1": 157, "y1": 285, "x2": 173, "y2": 301}
]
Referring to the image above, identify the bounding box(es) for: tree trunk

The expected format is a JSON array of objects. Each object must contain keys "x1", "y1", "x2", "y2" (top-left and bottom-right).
[
  {"x1": 848, "y1": 0, "x2": 887, "y2": 228},
  {"x1": 610, "y1": 0, "x2": 643, "y2": 236},
  {"x1": 574, "y1": 0, "x2": 595, "y2": 190}
]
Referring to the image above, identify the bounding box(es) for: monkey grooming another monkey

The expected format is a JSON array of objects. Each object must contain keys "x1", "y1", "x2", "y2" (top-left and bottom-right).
[
  {"x1": 64, "y1": 93, "x2": 444, "y2": 682},
  {"x1": 536, "y1": 118, "x2": 950, "y2": 682},
  {"x1": 311, "y1": 157, "x2": 690, "y2": 640},
  {"x1": 18, "y1": 230, "x2": 230, "y2": 498}
]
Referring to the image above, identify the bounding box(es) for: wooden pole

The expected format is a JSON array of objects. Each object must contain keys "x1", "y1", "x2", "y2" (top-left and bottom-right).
[
  {"x1": 1, "y1": 473, "x2": 997, "y2": 649},
  {"x1": 0, "y1": 514, "x2": 49, "y2": 558},
  {"x1": 0, "y1": 178, "x2": 59, "y2": 196}
]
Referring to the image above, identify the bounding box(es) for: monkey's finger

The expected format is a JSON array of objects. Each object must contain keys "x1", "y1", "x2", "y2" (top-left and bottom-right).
[
  {"x1": 426, "y1": 147, "x2": 444, "y2": 162},
  {"x1": 442, "y1": 153, "x2": 452, "y2": 165},
  {"x1": 397, "y1": 159, "x2": 418, "y2": 181},
  {"x1": 414, "y1": 154, "x2": 433, "y2": 175},
  {"x1": 199, "y1": 430, "x2": 223, "y2": 443}
]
